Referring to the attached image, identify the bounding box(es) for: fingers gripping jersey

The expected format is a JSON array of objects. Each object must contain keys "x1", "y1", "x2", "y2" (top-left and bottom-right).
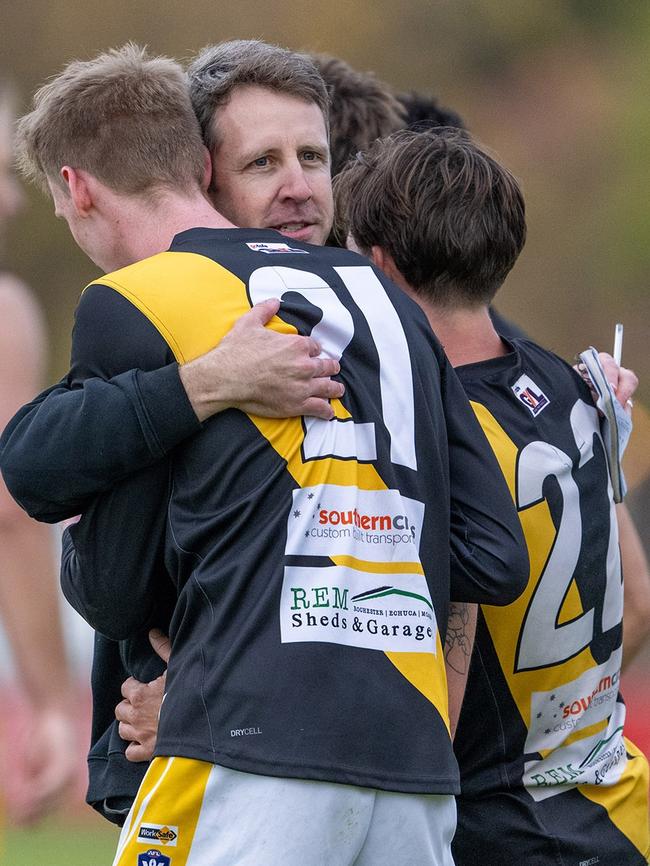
[
  {"x1": 83, "y1": 228, "x2": 486, "y2": 795},
  {"x1": 454, "y1": 340, "x2": 649, "y2": 862}
]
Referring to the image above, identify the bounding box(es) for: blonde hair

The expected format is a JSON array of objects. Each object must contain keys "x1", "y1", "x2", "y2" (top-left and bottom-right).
[{"x1": 16, "y1": 43, "x2": 206, "y2": 196}]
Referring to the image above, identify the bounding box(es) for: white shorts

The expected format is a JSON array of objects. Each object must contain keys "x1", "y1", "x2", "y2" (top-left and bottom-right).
[{"x1": 113, "y1": 757, "x2": 456, "y2": 866}]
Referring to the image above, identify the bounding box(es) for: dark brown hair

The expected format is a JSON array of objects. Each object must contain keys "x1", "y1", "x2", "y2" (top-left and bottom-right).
[
  {"x1": 397, "y1": 90, "x2": 465, "y2": 132},
  {"x1": 334, "y1": 128, "x2": 526, "y2": 307},
  {"x1": 311, "y1": 55, "x2": 406, "y2": 178},
  {"x1": 16, "y1": 44, "x2": 206, "y2": 196}
]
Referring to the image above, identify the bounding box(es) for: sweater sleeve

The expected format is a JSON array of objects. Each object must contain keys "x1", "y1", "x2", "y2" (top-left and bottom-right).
[
  {"x1": 0, "y1": 284, "x2": 201, "y2": 522},
  {"x1": 442, "y1": 356, "x2": 529, "y2": 605}
]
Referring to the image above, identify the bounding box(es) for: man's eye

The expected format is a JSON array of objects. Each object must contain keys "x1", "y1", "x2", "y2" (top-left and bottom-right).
[
  {"x1": 302, "y1": 151, "x2": 318, "y2": 161},
  {"x1": 252, "y1": 156, "x2": 269, "y2": 167}
]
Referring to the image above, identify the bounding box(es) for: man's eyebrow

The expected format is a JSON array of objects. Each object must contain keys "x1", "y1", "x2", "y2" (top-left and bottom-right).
[
  {"x1": 301, "y1": 143, "x2": 329, "y2": 153},
  {"x1": 235, "y1": 141, "x2": 280, "y2": 162}
]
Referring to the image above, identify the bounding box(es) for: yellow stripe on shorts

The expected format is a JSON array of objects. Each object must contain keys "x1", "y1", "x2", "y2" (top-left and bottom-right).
[{"x1": 113, "y1": 757, "x2": 213, "y2": 866}]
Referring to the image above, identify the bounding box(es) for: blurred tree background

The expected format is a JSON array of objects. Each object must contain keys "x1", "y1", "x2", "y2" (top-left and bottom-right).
[{"x1": 1, "y1": 0, "x2": 648, "y2": 395}]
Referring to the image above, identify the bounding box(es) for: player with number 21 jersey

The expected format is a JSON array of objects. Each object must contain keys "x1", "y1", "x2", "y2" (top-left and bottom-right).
[{"x1": 65, "y1": 228, "x2": 527, "y2": 801}]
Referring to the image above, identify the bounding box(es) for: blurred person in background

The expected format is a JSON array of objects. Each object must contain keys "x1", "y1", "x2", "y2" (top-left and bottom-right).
[
  {"x1": 312, "y1": 54, "x2": 464, "y2": 179},
  {"x1": 311, "y1": 54, "x2": 408, "y2": 179},
  {"x1": 334, "y1": 126, "x2": 649, "y2": 866},
  {"x1": 394, "y1": 89, "x2": 465, "y2": 135},
  {"x1": 0, "y1": 80, "x2": 77, "y2": 828}
]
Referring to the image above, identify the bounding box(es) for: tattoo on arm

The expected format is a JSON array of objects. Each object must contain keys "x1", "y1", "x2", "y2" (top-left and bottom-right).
[{"x1": 445, "y1": 602, "x2": 472, "y2": 675}]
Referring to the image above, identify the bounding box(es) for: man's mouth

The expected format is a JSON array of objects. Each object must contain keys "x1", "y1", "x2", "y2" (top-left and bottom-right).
[
  {"x1": 274, "y1": 222, "x2": 311, "y2": 234},
  {"x1": 267, "y1": 216, "x2": 327, "y2": 245}
]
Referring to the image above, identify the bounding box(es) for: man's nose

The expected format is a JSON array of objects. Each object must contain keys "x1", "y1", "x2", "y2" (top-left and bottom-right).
[{"x1": 279, "y1": 160, "x2": 312, "y2": 203}]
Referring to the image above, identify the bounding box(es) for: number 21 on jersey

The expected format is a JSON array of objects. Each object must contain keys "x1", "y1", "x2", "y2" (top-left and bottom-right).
[{"x1": 515, "y1": 399, "x2": 622, "y2": 672}]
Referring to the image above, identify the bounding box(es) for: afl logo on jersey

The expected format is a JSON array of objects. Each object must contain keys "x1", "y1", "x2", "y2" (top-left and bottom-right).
[
  {"x1": 245, "y1": 242, "x2": 308, "y2": 254},
  {"x1": 137, "y1": 851, "x2": 171, "y2": 866},
  {"x1": 512, "y1": 374, "x2": 550, "y2": 416}
]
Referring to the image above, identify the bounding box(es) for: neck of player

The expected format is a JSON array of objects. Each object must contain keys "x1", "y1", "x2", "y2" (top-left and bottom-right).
[
  {"x1": 418, "y1": 301, "x2": 509, "y2": 368},
  {"x1": 102, "y1": 190, "x2": 236, "y2": 273}
]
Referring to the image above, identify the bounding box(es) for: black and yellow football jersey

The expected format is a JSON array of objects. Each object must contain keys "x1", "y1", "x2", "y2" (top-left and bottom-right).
[
  {"x1": 453, "y1": 338, "x2": 649, "y2": 865},
  {"x1": 58, "y1": 227, "x2": 526, "y2": 796}
]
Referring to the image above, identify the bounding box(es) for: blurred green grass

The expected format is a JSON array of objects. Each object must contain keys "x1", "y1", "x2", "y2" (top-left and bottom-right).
[{"x1": 2, "y1": 816, "x2": 119, "y2": 866}]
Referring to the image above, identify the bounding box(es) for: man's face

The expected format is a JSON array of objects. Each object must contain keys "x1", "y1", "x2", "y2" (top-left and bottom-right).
[{"x1": 209, "y1": 85, "x2": 333, "y2": 246}]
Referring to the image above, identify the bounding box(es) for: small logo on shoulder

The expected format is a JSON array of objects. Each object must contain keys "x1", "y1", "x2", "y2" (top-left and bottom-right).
[
  {"x1": 137, "y1": 824, "x2": 178, "y2": 846},
  {"x1": 512, "y1": 374, "x2": 550, "y2": 416},
  {"x1": 137, "y1": 850, "x2": 171, "y2": 866},
  {"x1": 246, "y1": 241, "x2": 308, "y2": 255}
]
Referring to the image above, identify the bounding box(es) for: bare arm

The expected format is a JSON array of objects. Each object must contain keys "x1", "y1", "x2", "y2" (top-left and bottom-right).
[
  {"x1": 0, "y1": 277, "x2": 69, "y2": 707},
  {"x1": 0, "y1": 276, "x2": 76, "y2": 821},
  {"x1": 445, "y1": 601, "x2": 478, "y2": 739},
  {"x1": 592, "y1": 356, "x2": 649, "y2": 667},
  {"x1": 617, "y1": 502, "x2": 650, "y2": 670}
]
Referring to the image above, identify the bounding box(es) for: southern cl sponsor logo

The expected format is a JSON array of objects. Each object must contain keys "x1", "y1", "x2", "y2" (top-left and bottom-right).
[
  {"x1": 137, "y1": 824, "x2": 178, "y2": 846},
  {"x1": 138, "y1": 850, "x2": 171, "y2": 866},
  {"x1": 318, "y1": 507, "x2": 416, "y2": 536},
  {"x1": 303, "y1": 506, "x2": 419, "y2": 547},
  {"x1": 512, "y1": 374, "x2": 550, "y2": 416},
  {"x1": 525, "y1": 648, "x2": 623, "y2": 756},
  {"x1": 245, "y1": 242, "x2": 308, "y2": 254},
  {"x1": 562, "y1": 670, "x2": 620, "y2": 719},
  {"x1": 285, "y1": 485, "x2": 425, "y2": 562}
]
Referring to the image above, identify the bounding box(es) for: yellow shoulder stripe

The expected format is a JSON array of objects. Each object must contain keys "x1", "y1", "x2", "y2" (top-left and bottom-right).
[{"x1": 87, "y1": 251, "x2": 297, "y2": 364}]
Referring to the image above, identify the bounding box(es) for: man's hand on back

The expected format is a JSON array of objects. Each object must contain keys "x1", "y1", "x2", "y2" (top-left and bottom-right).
[
  {"x1": 116, "y1": 629, "x2": 170, "y2": 763},
  {"x1": 179, "y1": 298, "x2": 345, "y2": 422}
]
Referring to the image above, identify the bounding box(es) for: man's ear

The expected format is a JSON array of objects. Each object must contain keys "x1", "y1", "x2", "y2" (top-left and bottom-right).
[
  {"x1": 369, "y1": 246, "x2": 413, "y2": 295},
  {"x1": 60, "y1": 166, "x2": 92, "y2": 217},
  {"x1": 370, "y1": 246, "x2": 399, "y2": 282}
]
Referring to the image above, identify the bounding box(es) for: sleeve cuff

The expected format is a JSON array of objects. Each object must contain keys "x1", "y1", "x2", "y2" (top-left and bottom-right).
[{"x1": 134, "y1": 364, "x2": 202, "y2": 455}]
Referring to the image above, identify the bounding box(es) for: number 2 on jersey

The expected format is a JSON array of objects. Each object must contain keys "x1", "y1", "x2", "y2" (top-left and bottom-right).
[{"x1": 249, "y1": 265, "x2": 417, "y2": 470}]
